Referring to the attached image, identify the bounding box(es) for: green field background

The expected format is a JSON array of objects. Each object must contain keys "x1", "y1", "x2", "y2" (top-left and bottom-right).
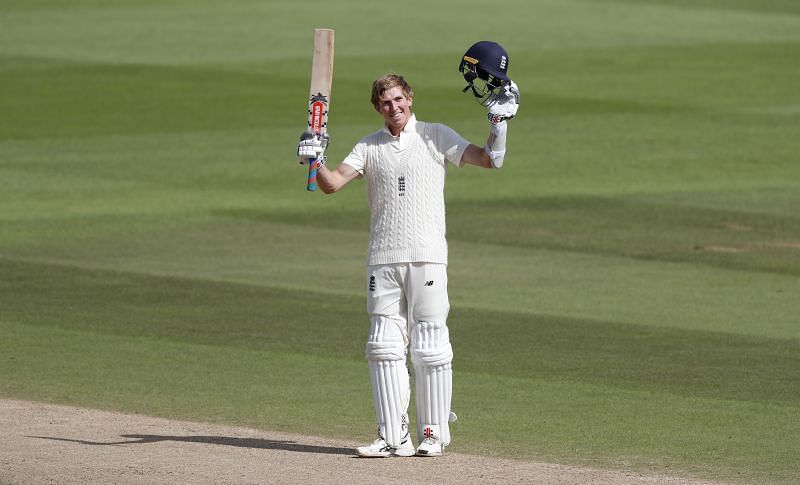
[{"x1": 1, "y1": 0, "x2": 799, "y2": 482}]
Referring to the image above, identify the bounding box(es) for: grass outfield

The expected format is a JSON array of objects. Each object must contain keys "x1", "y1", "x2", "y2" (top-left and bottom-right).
[{"x1": 1, "y1": 0, "x2": 799, "y2": 482}]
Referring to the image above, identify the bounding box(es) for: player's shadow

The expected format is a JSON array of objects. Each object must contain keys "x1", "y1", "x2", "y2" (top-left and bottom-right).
[{"x1": 29, "y1": 434, "x2": 353, "y2": 456}]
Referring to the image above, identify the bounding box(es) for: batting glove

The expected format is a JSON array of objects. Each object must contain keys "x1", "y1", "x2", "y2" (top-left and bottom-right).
[
  {"x1": 486, "y1": 80, "x2": 520, "y2": 125},
  {"x1": 296, "y1": 132, "x2": 329, "y2": 165}
]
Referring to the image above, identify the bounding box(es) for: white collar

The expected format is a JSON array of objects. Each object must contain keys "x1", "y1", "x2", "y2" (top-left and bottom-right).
[{"x1": 382, "y1": 113, "x2": 417, "y2": 137}]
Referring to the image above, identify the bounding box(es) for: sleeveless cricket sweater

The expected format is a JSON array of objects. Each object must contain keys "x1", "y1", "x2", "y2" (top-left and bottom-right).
[{"x1": 342, "y1": 115, "x2": 470, "y2": 266}]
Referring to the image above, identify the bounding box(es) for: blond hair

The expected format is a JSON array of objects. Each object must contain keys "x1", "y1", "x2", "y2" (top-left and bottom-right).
[{"x1": 370, "y1": 73, "x2": 414, "y2": 109}]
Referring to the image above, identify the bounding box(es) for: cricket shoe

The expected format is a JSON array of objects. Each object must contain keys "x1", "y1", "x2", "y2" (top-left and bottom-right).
[
  {"x1": 415, "y1": 437, "x2": 444, "y2": 457},
  {"x1": 416, "y1": 424, "x2": 446, "y2": 457},
  {"x1": 356, "y1": 435, "x2": 415, "y2": 458}
]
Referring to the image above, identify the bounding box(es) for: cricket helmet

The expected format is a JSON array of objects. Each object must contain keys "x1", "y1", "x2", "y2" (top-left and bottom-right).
[{"x1": 459, "y1": 41, "x2": 510, "y2": 104}]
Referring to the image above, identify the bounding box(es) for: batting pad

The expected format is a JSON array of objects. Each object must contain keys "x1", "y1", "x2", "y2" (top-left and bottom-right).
[
  {"x1": 365, "y1": 316, "x2": 410, "y2": 447},
  {"x1": 369, "y1": 360, "x2": 410, "y2": 447},
  {"x1": 414, "y1": 362, "x2": 453, "y2": 446},
  {"x1": 411, "y1": 321, "x2": 454, "y2": 445}
]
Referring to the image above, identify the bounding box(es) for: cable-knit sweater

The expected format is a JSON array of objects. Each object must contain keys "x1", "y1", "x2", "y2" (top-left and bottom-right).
[{"x1": 342, "y1": 115, "x2": 470, "y2": 265}]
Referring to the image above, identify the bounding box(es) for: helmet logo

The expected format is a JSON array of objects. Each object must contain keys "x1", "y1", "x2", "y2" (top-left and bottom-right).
[
  {"x1": 463, "y1": 55, "x2": 479, "y2": 65},
  {"x1": 499, "y1": 55, "x2": 507, "y2": 70}
]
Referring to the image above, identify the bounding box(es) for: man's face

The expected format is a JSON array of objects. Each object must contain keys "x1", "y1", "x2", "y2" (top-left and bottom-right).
[{"x1": 376, "y1": 86, "x2": 413, "y2": 136}]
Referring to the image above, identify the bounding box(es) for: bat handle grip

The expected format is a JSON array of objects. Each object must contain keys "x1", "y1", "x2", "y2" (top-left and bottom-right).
[{"x1": 306, "y1": 158, "x2": 319, "y2": 192}]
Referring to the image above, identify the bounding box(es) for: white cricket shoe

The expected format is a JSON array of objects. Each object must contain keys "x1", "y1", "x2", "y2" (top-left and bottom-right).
[
  {"x1": 356, "y1": 436, "x2": 415, "y2": 458},
  {"x1": 415, "y1": 436, "x2": 444, "y2": 457}
]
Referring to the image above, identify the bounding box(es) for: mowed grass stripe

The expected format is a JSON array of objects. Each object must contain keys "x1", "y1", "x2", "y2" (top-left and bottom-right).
[
  {"x1": 3, "y1": 0, "x2": 798, "y2": 69},
  {"x1": 3, "y1": 214, "x2": 798, "y2": 342},
  {"x1": 597, "y1": 0, "x2": 800, "y2": 16},
  {"x1": 0, "y1": 57, "x2": 276, "y2": 140},
  {"x1": 4, "y1": 41, "x2": 799, "y2": 141},
  {"x1": 0, "y1": 322, "x2": 374, "y2": 436},
  {"x1": 227, "y1": 191, "x2": 800, "y2": 277},
  {"x1": 0, "y1": 258, "x2": 367, "y2": 361},
  {"x1": 3, "y1": 258, "x2": 797, "y2": 407},
  {"x1": 456, "y1": 371, "x2": 800, "y2": 481}
]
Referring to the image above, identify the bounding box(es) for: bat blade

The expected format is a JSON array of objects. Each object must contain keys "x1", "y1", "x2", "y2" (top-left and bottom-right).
[{"x1": 306, "y1": 28, "x2": 334, "y2": 192}]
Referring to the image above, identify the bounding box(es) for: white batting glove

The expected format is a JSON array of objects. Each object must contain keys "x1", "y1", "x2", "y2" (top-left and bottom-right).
[
  {"x1": 486, "y1": 80, "x2": 520, "y2": 125},
  {"x1": 296, "y1": 132, "x2": 329, "y2": 165}
]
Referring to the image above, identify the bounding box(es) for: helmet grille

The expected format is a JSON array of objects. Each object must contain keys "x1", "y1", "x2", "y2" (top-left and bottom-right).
[{"x1": 460, "y1": 58, "x2": 504, "y2": 105}]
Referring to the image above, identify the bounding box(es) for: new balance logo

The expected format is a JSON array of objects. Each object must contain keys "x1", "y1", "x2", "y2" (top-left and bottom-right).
[
  {"x1": 369, "y1": 275, "x2": 376, "y2": 292},
  {"x1": 424, "y1": 280, "x2": 434, "y2": 287}
]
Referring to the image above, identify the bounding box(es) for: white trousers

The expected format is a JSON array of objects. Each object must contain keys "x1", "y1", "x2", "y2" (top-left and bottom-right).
[{"x1": 364, "y1": 262, "x2": 454, "y2": 447}]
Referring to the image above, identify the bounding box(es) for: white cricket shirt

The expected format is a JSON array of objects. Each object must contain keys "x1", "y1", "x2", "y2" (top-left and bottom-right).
[{"x1": 342, "y1": 115, "x2": 470, "y2": 266}]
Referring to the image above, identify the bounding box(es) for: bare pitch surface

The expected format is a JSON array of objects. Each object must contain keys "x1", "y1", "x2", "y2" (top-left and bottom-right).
[{"x1": 1, "y1": 399, "x2": 720, "y2": 485}]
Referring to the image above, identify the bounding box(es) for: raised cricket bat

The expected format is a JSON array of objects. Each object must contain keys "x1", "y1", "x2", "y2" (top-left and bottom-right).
[{"x1": 304, "y1": 28, "x2": 334, "y2": 191}]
